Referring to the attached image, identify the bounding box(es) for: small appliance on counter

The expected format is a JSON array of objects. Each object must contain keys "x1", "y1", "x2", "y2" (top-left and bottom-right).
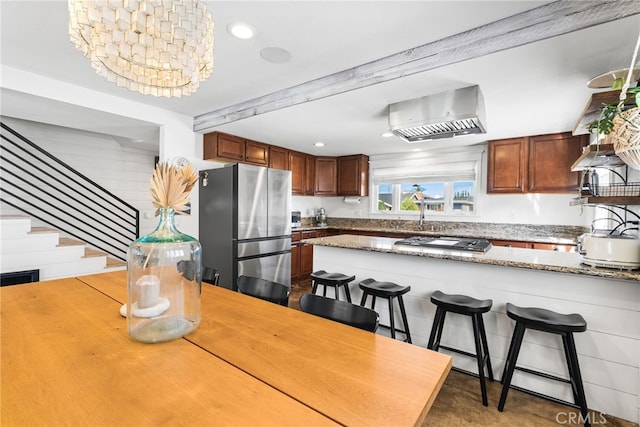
[
  {"x1": 315, "y1": 207, "x2": 328, "y2": 227},
  {"x1": 291, "y1": 211, "x2": 301, "y2": 228},
  {"x1": 577, "y1": 232, "x2": 640, "y2": 270}
]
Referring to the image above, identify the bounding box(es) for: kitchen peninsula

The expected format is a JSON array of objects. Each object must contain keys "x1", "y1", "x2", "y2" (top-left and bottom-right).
[{"x1": 303, "y1": 234, "x2": 640, "y2": 423}]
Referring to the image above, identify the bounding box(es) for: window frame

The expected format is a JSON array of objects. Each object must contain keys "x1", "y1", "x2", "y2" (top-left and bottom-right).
[
  {"x1": 368, "y1": 146, "x2": 485, "y2": 218},
  {"x1": 372, "y1": 180, "x2": 476, "y2": 216}
]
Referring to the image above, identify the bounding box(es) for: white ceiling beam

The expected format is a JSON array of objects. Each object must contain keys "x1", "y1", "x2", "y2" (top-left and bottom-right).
[{"x1": 194, "y1": 0, "x2": 640, "y2": 133}]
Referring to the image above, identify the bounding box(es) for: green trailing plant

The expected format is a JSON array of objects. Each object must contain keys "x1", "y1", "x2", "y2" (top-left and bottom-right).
[{"x1": 588, "y1": 87, "x2": 640, "y2": 136}]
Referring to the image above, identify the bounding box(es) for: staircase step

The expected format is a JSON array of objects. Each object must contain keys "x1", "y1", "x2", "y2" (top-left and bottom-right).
[
  {"x1": 1, "y1": 216, "x2": 127, "y2": 280},
  {"x1": 0, "y1": 215, "x2": 33, "y2": 238},
  {"x1": 106, "y1": 257, "x2": 127, "y2": 269},
  {"x1": 30, "y1": 226, "x2": 59, "y2": 234},
  {"x1": 58, "y1": 237, "x2": 86, "y2": 247}
]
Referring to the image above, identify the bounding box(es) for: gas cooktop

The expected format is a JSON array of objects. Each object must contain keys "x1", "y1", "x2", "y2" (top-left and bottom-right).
[{"x1": 394, "y1": 236, "x2": 492, "y2": 253}]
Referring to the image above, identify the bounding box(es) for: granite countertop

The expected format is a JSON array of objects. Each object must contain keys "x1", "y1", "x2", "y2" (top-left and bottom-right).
[
  {"x1": 292, "y1": 218, "x2": 585, "y2": 245},
  {"x1": 302, "y1": 234, "x2": 640, "y2": 282}
]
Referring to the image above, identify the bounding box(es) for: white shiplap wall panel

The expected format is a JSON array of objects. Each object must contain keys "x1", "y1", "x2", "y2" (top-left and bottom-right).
[
  {"x1": 313, "y1": 245, "x2": 640, "y2": 423},
  {"x1": 2, "y1": 118, "x2": 159, "y2": 236}
]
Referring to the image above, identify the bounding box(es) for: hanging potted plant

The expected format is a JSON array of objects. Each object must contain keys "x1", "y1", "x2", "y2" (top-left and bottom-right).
[
  {"x1": 589, "y1": 33, "x2": 640, "y2": 169},
  {"x1": 588, "y1": 86, "x2": 640, "y2": 140}
]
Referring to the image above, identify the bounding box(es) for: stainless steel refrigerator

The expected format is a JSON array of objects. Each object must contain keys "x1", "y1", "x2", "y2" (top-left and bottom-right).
[{"x1": 199, "y1": 163, "x2": 292, "y2": 290}]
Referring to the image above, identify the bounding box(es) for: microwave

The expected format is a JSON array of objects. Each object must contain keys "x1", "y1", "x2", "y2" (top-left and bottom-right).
[{"x1": 291, "y1": 211, "x2": 301, "y2": 228}]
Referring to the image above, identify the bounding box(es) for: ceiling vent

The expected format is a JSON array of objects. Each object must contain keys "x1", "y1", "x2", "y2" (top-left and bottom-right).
[{"x1": 388, "y1": 85, "x2": 487, "y2": 142}]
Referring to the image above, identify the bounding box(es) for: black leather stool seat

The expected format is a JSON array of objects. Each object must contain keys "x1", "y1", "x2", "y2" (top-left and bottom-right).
[
  {"x1": 427, "y1": 290, "x2": 494, "y2": 406},
  {"x1": 310, "y1": 270, "x2": 355, "y2": 302},
  {"x1": 499, "y1": 303, "x2": 590, "y2": 426},
  {"x1": 358, "y1": 278, "x2": 412, "y2": 343},
  {"x1": 506, "y1": 303, "x2": 587, "y2": 333},
  {"x1": 430, "y1": 290, "x2": 492, "y2": 314}
]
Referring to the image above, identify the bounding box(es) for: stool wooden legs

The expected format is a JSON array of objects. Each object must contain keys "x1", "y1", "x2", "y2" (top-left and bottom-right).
[
  {"x1": 498, "y1": 325, "x2": 590, "y2": 427},
  {"x1": 498, "y1": 322, "x2": 526, "y2": 411},
  {"x1": 563, "y1": 333, "x2": 589, "y2": 425},
  {"x1": 360, "y1": 293, "x2": 411, "y2": 344},
  {"x1": 428, "y1": 307, "x2": 493, "y2": 406},
  {"x1": 427, "y1": 307, "x2": 446, "y2": 350},
  {"x1": 312, "y1": 281, "x2": 352, "y2": 302}
]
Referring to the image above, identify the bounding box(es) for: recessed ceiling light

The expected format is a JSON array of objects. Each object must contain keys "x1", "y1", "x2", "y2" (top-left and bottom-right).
[
  {"x1": 228, "y1": 22, "x2": 256, "y2": 40},
  {"x1": 381, "y1": 131, "x2": 394, "y2": 137},
  {"x1": 260, "y1": 47, "x2": 291, "y2": 64},
  {"x1": 314, "y1": 142, "x2": 325, "y2": 147}
]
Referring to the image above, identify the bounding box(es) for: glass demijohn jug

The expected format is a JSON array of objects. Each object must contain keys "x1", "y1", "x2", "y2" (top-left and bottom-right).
[
  {"x1": 127, "y1": 208, "x2": 202, "y2": 343},
  {"x1": 126, "y1": 159, "x2": 202, "y2": 343}
]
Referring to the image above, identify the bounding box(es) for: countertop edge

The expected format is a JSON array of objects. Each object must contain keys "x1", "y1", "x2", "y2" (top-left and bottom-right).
[
  {"x1": 292, "y1": 226, "x2": 579, "y2": 245},
  {"x1": 302, "y1": 235, "x2": 640, "y2": 282}
]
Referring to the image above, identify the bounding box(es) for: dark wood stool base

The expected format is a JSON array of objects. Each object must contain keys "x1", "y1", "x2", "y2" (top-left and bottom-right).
[
  {"x1": 498, "y1": 303, "x2": 590, "y2": 427},
  {"x1": 359, "y1": 278, "x2": 412, "y2": 343},
  {"x1": 427, "y1": 290, "x2": 493, "y2": 406}
]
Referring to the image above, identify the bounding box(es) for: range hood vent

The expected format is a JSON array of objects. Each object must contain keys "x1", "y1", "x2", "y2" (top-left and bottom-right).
[{"x1": 388, "y1": 85, "x2": 487, "y2": 142}]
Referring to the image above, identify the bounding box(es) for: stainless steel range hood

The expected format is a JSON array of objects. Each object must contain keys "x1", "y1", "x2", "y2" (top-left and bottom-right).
[{"x1": 388, "y1": 85, "x2": 487, "y2": 142}]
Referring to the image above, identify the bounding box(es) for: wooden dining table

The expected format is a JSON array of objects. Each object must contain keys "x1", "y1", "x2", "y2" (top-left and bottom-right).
[{"x1": 1, "y1": 270, "x2": 451, "y2": 426}]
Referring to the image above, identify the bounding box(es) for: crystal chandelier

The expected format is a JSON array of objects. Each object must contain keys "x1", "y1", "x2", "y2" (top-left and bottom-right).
[{"x1": 68, "y1": 0, "x2": 214, "y2": 98}]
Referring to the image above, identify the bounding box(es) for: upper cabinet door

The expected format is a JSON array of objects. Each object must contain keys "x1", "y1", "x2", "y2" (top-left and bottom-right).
[
  {"x1": 487, "y1": 132, "x2": 588, "y2": 194},
  {"x1": 487, "y1": 137, "x2": 528, "y2": 193},
  {"x1": 216, "y1": 133, "x2": 245, "y2": 162},
  {"x1": 244, "y1": 139, "x2": 269, "y2": 166},
  {"x1": 528, "y1": 133, "x2": 587, "y2": 193},
  {"x1": 304, "y1": 154, "x2": 315, "y2": 195},
  {"x1": 315, "y1": 157, "x2": 337, "y2": 196},
  {"x1": 289, "y1": 150, "x2": 305, "y2": 195},
  {"x1": 338, "y1": 154, "x2": 369, "y2": 196},
  {"x1": 269, "y1": 146, "x2": 289, "y2": 170}
]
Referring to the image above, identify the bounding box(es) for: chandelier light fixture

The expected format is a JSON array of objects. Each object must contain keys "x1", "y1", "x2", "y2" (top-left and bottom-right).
[{"x1": 68, "y1": 0, "x2": 214, "y2": 98}]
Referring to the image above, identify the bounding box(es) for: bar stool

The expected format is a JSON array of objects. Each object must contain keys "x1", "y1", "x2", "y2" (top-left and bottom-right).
[
  {"x1": 358, "y1": 278, "x2": 412, "y2": 343},
  {"x1": 427, "y1": 290, "x2": 494, "y2": 406},
  {"x1": 498, "y1": 303, "x2": 589, "y2": 426},
  {"x1": 310, "y1": 270, "x2": 355, "y2": 302}
]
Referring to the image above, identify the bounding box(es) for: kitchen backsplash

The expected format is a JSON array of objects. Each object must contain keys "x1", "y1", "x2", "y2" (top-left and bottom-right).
[{"x1": 300, "y1": 217, "x2": 587, "y2": 242}]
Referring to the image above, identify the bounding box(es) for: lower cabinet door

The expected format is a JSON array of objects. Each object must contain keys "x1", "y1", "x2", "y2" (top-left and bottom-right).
[
  {"x1": 291, "y1": 243, "x2": 301, "y2": 281},
  {"x1": 300, "y1": 243, "x2": 314, "y2": 277}
]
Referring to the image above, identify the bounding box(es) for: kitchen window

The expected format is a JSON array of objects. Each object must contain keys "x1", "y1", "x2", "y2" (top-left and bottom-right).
[
  {"x1": 369, "y1": 146, "x2": 483, "y2": 217},
  {"x1": 375, "y1": 180, "x2": 475, "y2": 215}
]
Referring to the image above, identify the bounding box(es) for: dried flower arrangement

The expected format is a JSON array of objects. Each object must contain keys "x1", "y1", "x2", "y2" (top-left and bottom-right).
[{"x1": 149, "y1": 159, "x2": 199, "y2": 215}]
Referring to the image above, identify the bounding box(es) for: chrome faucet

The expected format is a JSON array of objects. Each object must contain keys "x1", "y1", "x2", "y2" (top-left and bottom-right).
[{"x1": 418, "y1": 202, "x2": 426, "y2": 231}]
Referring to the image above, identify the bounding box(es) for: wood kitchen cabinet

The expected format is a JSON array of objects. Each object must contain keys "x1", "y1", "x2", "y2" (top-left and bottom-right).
[
  {"x1": 487, "y1": 132, "x2": 587, "y2": 193},
  {"x1": 531, "y1": 242, "x2": 576, "y2": 252},
  {"x1": 490, "y1": 239, "x2": 576, "y2": 252},
  {"x1": 291, "y1": 232, "x2": 301, "y2": 280},
  {"x1": 291, "y1": 229, "x2": 325, "y2": 281},
  {"x1": 315, "y1": 157, "x2": 338, "y2": 196},
  {"x1": 338, "y1": 154, "x2": 369, "y2": 196},
  {"x1": 304, "y1": 154, "x2": 316, "y2": 195},
  {"x1": 487, "y1": 137, "x2": 527, "y2": 193},
  {"x1": 289, "y1": 150, "x2": 306, "y2": 195},
  {"x1": 269, "y1": 146, "x2": 289, "y2": 170},
  {"x1": 490, "y1": 239, "x2": 532, "y2": 248},
  {"x1": 204, "y1": 132, "x2": 269, "y2": 166},
  {"x1": 245, "y1": 139, "x2": 270, "y2": 166}
]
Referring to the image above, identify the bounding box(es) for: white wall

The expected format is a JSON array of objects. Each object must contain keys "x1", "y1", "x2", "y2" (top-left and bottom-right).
[
  {"x1": 1, "y1": 66, "x2": 201, "y2": 237},
  {"x1": 1, "y1": 117, "x2": 161, "y2": 236}
]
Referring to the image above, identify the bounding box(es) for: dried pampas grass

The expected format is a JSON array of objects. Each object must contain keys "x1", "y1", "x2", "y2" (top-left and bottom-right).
[{"x1": 150, "y1": 160, "x2": 198, "y2": 215}]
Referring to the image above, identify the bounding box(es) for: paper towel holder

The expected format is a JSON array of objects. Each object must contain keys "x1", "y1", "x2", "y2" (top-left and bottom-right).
[{"x1": 343, "y1": 196, "x2": 361, "y2": 204}]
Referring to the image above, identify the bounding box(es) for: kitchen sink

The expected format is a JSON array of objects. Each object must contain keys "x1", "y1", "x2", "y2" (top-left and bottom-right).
[{"x1": 394, "y1": 236, "x2": 492, "y2": 253}]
